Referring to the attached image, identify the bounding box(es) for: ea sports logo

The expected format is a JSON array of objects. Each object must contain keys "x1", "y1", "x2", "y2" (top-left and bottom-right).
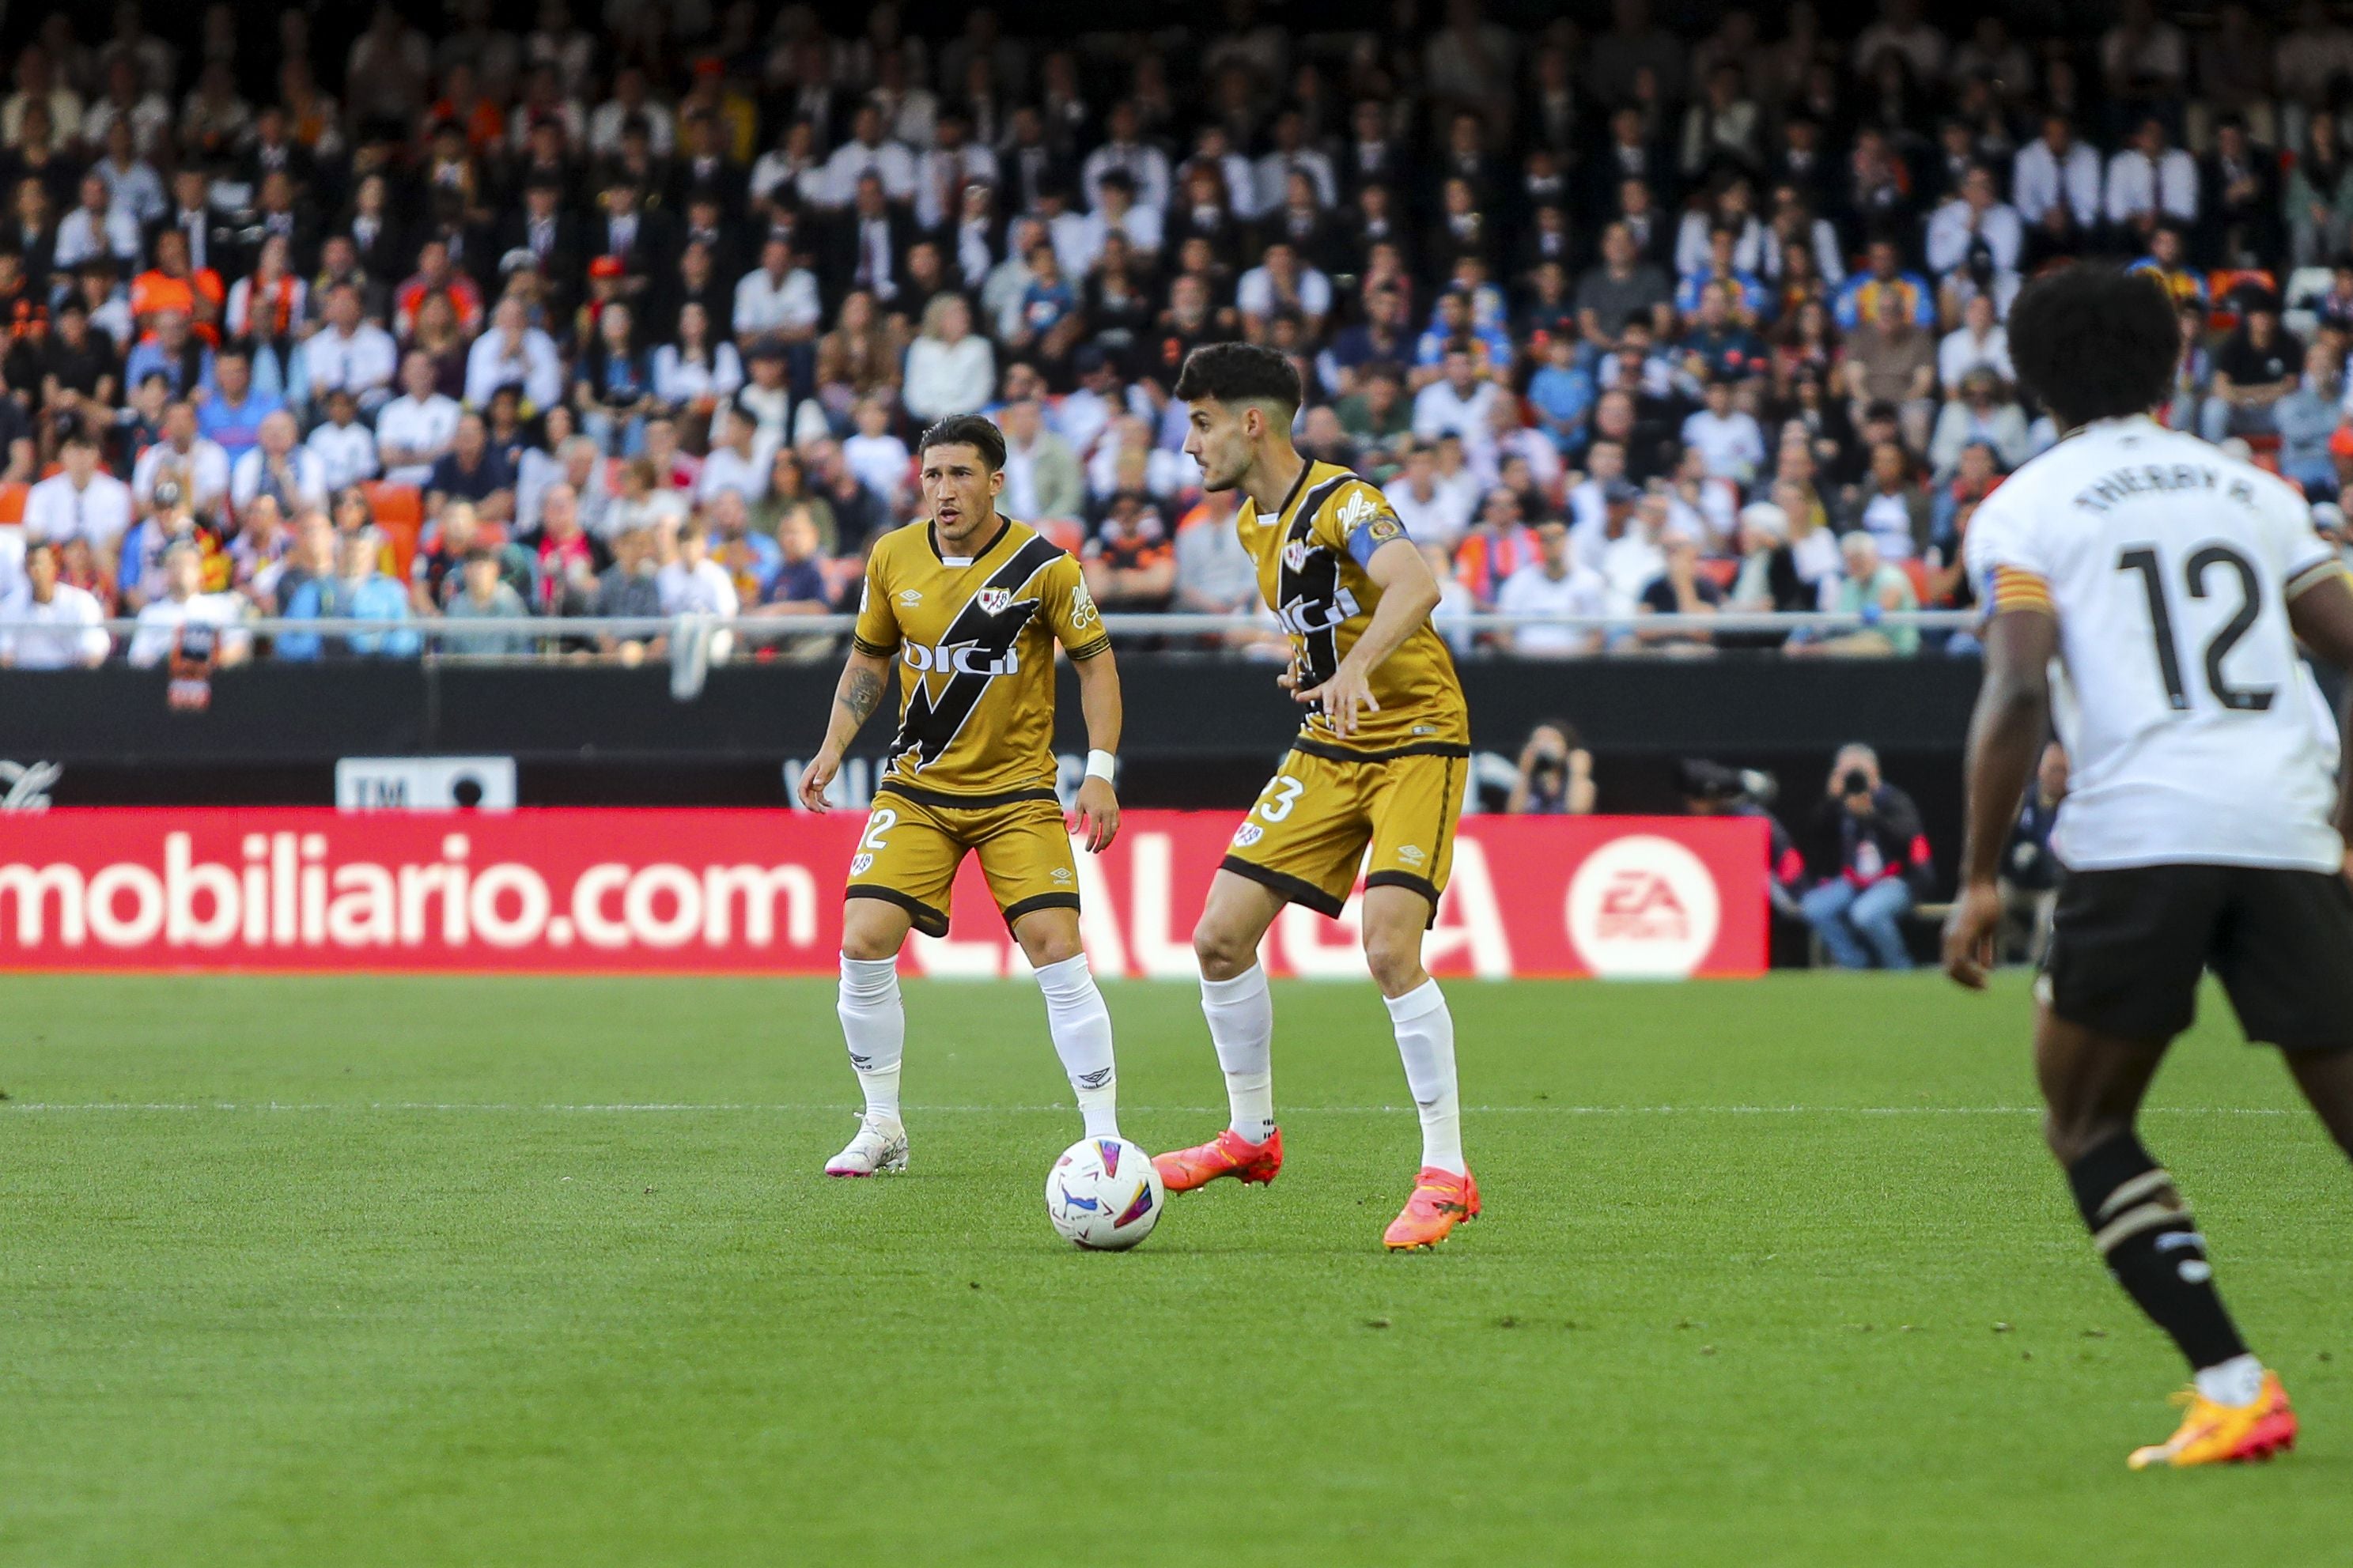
[{"x1": 1564, "y1": 835, "x2": 1720, "y2": 979}]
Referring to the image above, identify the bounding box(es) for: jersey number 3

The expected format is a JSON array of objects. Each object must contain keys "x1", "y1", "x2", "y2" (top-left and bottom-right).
[{"x1": 2117, "y1": 544, "x2": 2276, "y2": 713}]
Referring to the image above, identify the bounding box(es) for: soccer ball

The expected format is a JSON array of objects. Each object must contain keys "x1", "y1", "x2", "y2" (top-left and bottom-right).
[{"x1": 1044, "y1": 1136, "x2": 1164, "y2": 1251}]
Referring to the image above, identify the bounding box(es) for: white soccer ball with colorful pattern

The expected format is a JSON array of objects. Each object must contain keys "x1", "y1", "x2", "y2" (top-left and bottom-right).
[{"x1": 1045, "y1": 1136, "x2": 1164, "y2": 1250}]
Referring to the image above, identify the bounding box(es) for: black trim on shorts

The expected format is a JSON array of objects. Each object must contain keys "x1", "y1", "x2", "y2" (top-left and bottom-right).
[
  {"x1": 1220, "y1": 855, "x2": 1347, "y2": 918},
  {"x1": 876, "y1": 781, "x2": 1061, "y2": 810},
  {"x1": 1288, "y1": 738, "x2": 1473, "y2": 765},
  {"x1": 845, "y1": 885, "x2": 950, "y2": 939},
  {"x1": 1364, "y1": 870, "x2": 1441, "y2": 928},
  {"x1": 1001, "y1": 892, "x2": 1082, "y2": 928}
]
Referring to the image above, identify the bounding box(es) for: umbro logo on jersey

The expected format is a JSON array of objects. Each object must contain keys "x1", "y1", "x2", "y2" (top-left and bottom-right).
[
  {"x1": 898, "y1": 589, "x2": 923, "y2": 606},
  {"x1": 975, "y1": 588, "x2": 1012, "y2": 614},
  {"x1": 1397, "y1": 844, "x2": 1427, "y2": 865},
  {"x1": 1281, "y1": 539, "x2": 1310, "y2": 571},
  {"x1": 1335, "y1": 491, "x2": 1379, "y2": 527}
]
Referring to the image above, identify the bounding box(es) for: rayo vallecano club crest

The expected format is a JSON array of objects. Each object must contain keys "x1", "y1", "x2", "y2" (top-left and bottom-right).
[
  {"x1": 975, "y1": 588, "x2": 1012, "y2": 614},
  {"x1": 1281, "y1": 539, "x2": 1309, "y2": 571}
]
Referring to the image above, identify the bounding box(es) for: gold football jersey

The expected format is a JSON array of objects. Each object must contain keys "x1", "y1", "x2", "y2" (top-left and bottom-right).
[
  {"x1": 1239, "y1": 459, "x2": 1470, "y2": 756},
  {"x1": 853, "y1": 516, "x2": 1110, "y2": 799}
]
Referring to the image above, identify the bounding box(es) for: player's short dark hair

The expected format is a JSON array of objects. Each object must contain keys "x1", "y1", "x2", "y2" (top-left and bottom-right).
[
  {"x1": 917, "y1": 414, "x2": 1007, "y2": 474},
  {"x1": 1172, "y1": 342, "x2": 1302, "y2": 417},
  {"x1": 2008, "y1": 263, "x2": 2179, "y2": 430}
]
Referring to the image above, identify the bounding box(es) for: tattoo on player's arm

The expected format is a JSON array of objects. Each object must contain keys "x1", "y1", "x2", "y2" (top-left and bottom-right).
[{"x1": 840, "y1": 667, "x2": 884, "y2": 724}]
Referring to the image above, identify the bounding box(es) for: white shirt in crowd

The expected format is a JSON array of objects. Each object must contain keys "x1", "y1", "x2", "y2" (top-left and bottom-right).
[
  {"x1": 1939, "y1": 323, "x2": 2016, "y2": 387},
  {"x1": 1679, "y1": 408, "x2": 1767, "y2": 483},
  {"x1": 306, "y1": 420, "x2": 380, "y2": 491},
  {"x1": 302, "y1": 321, "x2": 400, "y2": 404},
  {"x1": 1383, "y1": 478, "x2": 1475, "y2": 554},
  {"x1": 1598, "y1": 528, "x2": 1666, "y2": 618},
  {"x1": 2104, "y1": 146, "x2": 2199, "y2": 226},
  {"x1": 1924, "y1": 198, "x2": 2022, "y2": 275},
  {"x1": 732, "y1": 265, "x2": 822, "y2": 338},
  {"x1": 902, "y1": 334, "x2": 996, "y2": 422},
  {"x1": 655, "y1": 557, "x2": 740, "y2": 617},
  {"x1": 133, "y1": 436, "x2": 233, "y2": 512},
  {"x1": 820, "y1": 138, "x2": 917, "y2": 206},
  {"x1": 1496, "y1": 561, "x2": 1608, "y2": 656},
  {"x1": 0, "y1": 581, "x2": 108, "y2": 667},
  {"x1": 698, "y1": 437, "x2": 776, "y2": 504},
  {"x1": 1235, "y1": 262, "x2": 1333, "y2": 323},
  {"x1": 127, "y1": 592, "x2": 248, "y2": 667},
  {"x1": 1966, "y1": 414, "x2": 2342, "y2": 871},
  {"x1": 842, "y1": 431, "x2": 913, "y2": 502},
  {"x1": 464, "y1": 327, "x2": 566, "y2": 410},
  {"x1": 24, "y1": 469, "x2": 134, "y2": 554},
  {"x1": 1411, "y1": 380, "x2": 1500, "y2": 450},
  {"x1": 53, "y1": 202, "x2": 141, "y2": 268},
  {"x1": 2011, "y1": 138, "x2": 2104, "y2": 227},
  {"x1": 374, "y1": 392, "x2": 462, "y2": 487},
  {"x1": 230, "y1": 445, "x2": 330, "y2": 516}
]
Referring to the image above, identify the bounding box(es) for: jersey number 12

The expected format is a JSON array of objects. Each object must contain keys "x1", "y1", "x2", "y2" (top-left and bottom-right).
[{"x1": 2117, "y1": 544, "x2": 2276, "y2": 713}]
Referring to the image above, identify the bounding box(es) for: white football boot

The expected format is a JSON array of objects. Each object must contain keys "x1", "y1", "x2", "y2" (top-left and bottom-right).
[{"x1": 823, "y1": 1114, "x2": 910, "y2": 1177}]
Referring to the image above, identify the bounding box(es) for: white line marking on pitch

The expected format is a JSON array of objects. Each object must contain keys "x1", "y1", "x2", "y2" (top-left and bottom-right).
[{"x1": 0, "y1": 1102, "x2": 2298, "y2": 1116}]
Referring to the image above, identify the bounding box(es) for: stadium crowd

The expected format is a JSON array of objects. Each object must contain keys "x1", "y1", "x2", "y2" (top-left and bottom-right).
[{"x1": 8, "y1": 0, "x2": 2353, "y2": 666}]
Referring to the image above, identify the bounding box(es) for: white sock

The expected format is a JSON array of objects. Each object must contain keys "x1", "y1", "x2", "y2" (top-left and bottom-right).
[
  {"x1": 2195, "y1": 1353, "x2": 2266, "y2": 1409},
  {"x1": 1035, "y1": 953, "x2": 1119, "y2": 1138},
  {"x1": 837, "y1": 954, "x2": 904, "y2": 1124},
  {"x1": 1201, "y1": 965, "x2": 1276, "y2": 1143},
  {"x1": 1386, "y1": 978, "x2": 1464, "y2": 1176}
]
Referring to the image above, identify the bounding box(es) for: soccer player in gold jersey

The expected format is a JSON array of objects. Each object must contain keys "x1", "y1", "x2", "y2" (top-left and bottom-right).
[
  {"x1": 1156, "y1": 343, "x2": 1479, "y2": 1249},
  {"x1": 800, "y1": 415, "x2": 1126, "y2": 1177}
]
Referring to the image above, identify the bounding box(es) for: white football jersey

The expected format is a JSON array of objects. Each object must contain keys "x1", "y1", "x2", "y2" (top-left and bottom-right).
[{"x1": 1965, "y1": 414, "x2": 2344, "y2": 873}]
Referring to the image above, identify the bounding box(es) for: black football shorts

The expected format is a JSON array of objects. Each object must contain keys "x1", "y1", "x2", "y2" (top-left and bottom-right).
[{"x1": 2042, "y1": 863, "x2": 2353, "y2": 1051}]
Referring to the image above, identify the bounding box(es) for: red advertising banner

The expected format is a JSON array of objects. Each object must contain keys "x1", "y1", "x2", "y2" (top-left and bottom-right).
[{"x1": 0, "y1": 810, "x2": 1767, "y2": 978}]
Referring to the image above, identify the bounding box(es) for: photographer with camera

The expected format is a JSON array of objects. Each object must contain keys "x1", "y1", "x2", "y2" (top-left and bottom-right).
[
  {"x1": 1799, "y1": 742, "x2": 1935, "y2": 969},
  {"x1": 1682, "y1": 758, "x2": 1805, "y2": 916},
  {"x1": 1507, "y1": 720, "x2": 1594, "y2": 814}
]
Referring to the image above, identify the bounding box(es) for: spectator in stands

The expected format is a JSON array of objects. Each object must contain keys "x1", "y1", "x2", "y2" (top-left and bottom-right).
[
  {"x1": 1928, "y1": 367, "x2": 2030, "y2": 479},
  {"x1": 656, "y1": 520, "x2": 740, "y2": 620},
  {"x1": 376, "y1": 351, "x2": 460, "y2": 489},
  {"x1": 1083, "y1": 489, "x2": 1175, "y2": 613},
  {"x1": 231, "y1": 410, "x2": 328, "y2": 520},
  {"x1": 2275, "y1": 342, "x2": 2343, "y2": 497},
  {"x1": 1803, "y1": 530, "x2": 1920, "y2": 656},
  {"x1": 440, "y1": 548, "x2": 534, "y2": 656},
  {"x1": 1496, "y1": 517, "x2": 1606, "y2": 657},
  {"x1": 2201, "y1": 295, "x2": 2302, "y2": 444},
  {"x1": 428, "y1": 411, "x2": 516, "y2": 523},
  {"x1": 0, "y1": 538, "x2": 109, "y2": 668},
  {"x1": 590, "y1": 519, "x2": 662, "y2": 652},
  {"x1": 903, "y1": 293, "x2": 993, "y2": 422},
  {"x1": 1636, "y1": 532, "x2": 1723, "y2": 648},
  {"x1": 1800, "y1": 744, "x2": 1933, "y2": 969},
  {"x1": 25, "y1": 428, "x2": 132, "y2": 563},
  {"x1": 278, "y1": 526, "x2": 416, "y2": 660},
  {"x1": 125, "y1": 536, "x2": 246, "y2": 667}
]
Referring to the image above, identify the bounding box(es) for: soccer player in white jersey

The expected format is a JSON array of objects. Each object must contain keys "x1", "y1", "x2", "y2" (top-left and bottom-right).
[{"x1": 1945, "y1": 265, "x2": 2353, "y2": 1470}]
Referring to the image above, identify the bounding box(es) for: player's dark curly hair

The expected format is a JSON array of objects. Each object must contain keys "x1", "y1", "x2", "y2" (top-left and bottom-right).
[
  {"x1": 2007, "y1": 264, "x2": 2180, "y2": 432},
  {"x1": 917, "y1": 414, "x2": 1007, "y2": 474},
  {"x1": 1172, "y1": 342, "x2": 1302, "y2": 415}
]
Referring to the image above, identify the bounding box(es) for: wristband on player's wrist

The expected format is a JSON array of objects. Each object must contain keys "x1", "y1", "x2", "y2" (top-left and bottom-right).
[{"x1": 1085, "y1": 750, "x2": 1118, "y2": 784}]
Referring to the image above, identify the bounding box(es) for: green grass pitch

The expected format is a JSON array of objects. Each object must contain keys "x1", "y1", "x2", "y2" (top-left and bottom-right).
[{"x1": 4, "y1": 970, "x2": 2347, "y2": 1566}]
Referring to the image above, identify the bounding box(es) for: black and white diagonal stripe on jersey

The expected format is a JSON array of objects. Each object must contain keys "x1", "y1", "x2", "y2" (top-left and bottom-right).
[
  {"x1": 888, "y1": 531, "x2": 1067, "y2": 773},
  {"x1": 1277, "y1": 471, "x2": 1356, "y2": 687}
]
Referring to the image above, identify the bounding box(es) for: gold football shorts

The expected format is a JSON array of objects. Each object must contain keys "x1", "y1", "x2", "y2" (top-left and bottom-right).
[
  {"x1": 844, "y1": 784, "x2": 1079, "y2": 937},
  {"x1": 1219, "y1": 744, "x2": 1466, "y2": 923}
]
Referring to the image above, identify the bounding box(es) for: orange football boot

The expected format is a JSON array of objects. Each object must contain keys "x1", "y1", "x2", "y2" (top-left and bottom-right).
[
  {"x1": 1153, "y1": 1128, "x2": 1284, "y2": 1192},
  {"x1": 1383, "y1": 1166, "x2": 1481, "y2": 1250},
  {"x1": 2128, "y1": 1372, "x2": 2298, "y2": 1470}
]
